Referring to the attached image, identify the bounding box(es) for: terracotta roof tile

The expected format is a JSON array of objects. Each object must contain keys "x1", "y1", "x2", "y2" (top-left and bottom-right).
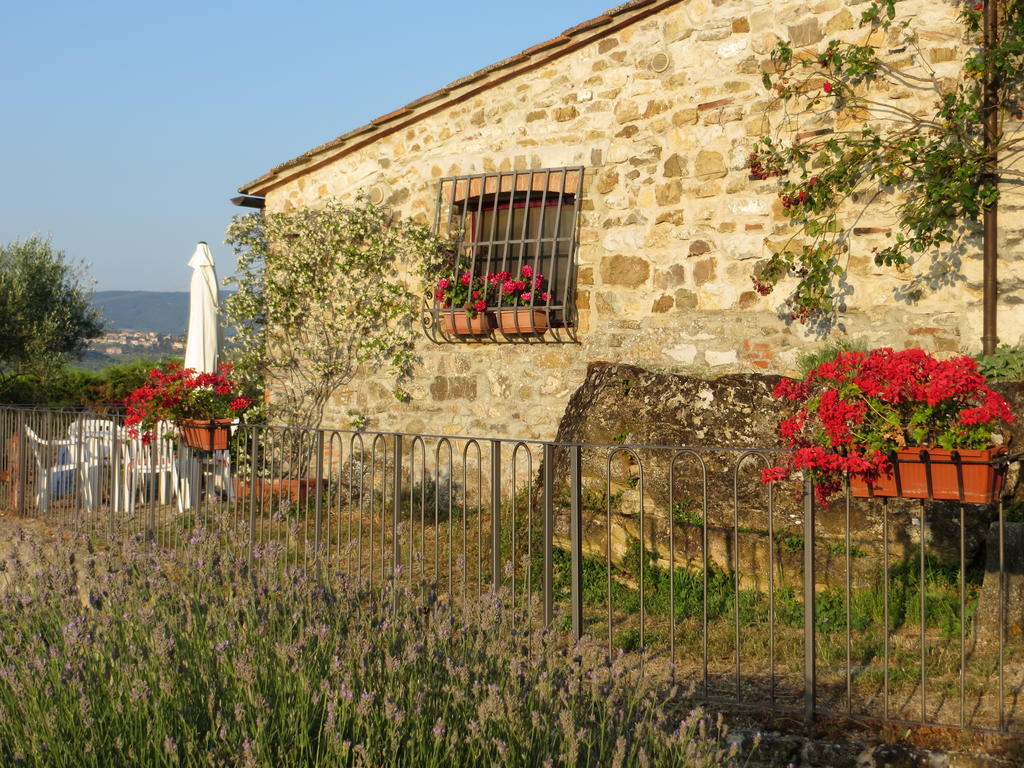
[
  {"x1": 403, "y1": 87, "x2": 452, "y2": 110},
  {"x1": 562, "y1": 15, "x2": 612, "y2": 36},
  {"x1": 522, "y1": 35, "x2": 571, "y2": 56},
  {"x1": 372, "y1": 107, "x2": 413, "y2": 125},
  {"x1": 604, "y1": 0, "x2": 657, "y2": 17}
]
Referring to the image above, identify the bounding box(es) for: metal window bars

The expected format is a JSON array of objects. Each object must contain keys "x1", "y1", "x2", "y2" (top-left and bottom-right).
[{"x1": 422, "y1": 167, "x2": 584, "y2": 343}]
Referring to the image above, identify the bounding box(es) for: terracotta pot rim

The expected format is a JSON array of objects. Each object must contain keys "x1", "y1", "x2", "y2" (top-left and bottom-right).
[{"x1": 888, "y1": 445, "x2": 1005, "y2": 455}]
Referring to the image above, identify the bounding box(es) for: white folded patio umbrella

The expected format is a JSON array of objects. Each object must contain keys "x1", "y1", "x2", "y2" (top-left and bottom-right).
[{"x1": 183, "y1": 242, "x2": 222, "y2": 373}]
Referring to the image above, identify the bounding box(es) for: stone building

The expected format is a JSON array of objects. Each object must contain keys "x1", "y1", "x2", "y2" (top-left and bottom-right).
[{"x1": 236, "y1": 0, "x2": 1024, "y2": 440}]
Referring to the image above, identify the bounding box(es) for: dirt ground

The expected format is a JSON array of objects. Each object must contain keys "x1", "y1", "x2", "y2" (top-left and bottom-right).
[
  {"x1": 0, "y1": 510, "x2": 101, "y2": 598},
  {"x1": 0, "y1": 510, "x2": 66, "y2": 562}
]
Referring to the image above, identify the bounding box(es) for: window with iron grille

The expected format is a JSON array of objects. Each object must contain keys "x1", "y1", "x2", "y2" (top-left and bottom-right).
[{"x1": 426, "y1": 167, "x2": 584, "y2": 342}]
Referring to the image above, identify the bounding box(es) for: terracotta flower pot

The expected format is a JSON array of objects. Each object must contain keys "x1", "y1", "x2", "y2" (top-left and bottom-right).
[
  {"x1": 178, "y1": 418, "x2": 233, "y2": 451},
  {"x1": 441, "y1": 310, "x2": 491, "y2": 336},
  {"x1": 232, "y1": 477, "x2": 327, "y2": 504},
  {"x1": 850, "y1": 446, "x2": 1006, "y2": 504},
  {"x1": 496, "y1": 308, "x2": 549, "y2": 335}
]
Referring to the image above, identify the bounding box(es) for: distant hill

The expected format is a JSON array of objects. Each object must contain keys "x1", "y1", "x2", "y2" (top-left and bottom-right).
[
  {"x1": 92, "y1": 290, "x2": 234, "y2": 335},
  {"x1": 92, "y1": 291, "x2": 190, "y2": 334}
]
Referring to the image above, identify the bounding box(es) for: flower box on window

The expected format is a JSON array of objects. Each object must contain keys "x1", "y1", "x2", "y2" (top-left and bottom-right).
[
  {"x1": 496, "y1": 309, "x2": 549, "y2": 335},
  {"x1": 441, "y1": 310, "x2": 492, "y2": 336}
]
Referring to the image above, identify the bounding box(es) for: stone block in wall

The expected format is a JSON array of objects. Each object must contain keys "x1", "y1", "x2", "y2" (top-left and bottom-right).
[
  {"x1": 651, "y1": 295, "x2": 674, "y2": 313},
  {"x1": 429, "y1": 376, "x2": 478, "y2": 402},
  {"x1": 689, "y1": 239, "x2": 712, "y2": 257},
  {"x1": 655, "y1": 180, "x2": 682, "y2": 205},
  {"x1": 674, "y1": 288, "x2": 698, "y2": 309},
  {"x1": 695, "y1": 151, "x2": 727, "y2": 179},
  {"x1": 693, "y1": 258, "x2": 716, "y2": 285},
  {"x1": 601, "y1": 254, "x2": 650, "y2": 288},
  {"x1": 663, "y1": 153, "x2": 688, "y2": 178},
  {"x1": 672, "y1": 108, "x2": 698, "y2": 126},
  {"x1": 825, "y1": 8, "x2": 855, "y2": 32},
  {"x1": 787, "y1": 18, "x2": 822, "y2": 47}
]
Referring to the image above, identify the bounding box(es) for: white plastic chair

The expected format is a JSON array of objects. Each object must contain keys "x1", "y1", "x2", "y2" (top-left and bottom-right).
[
  {"x1": 23, "y1": 425, "x2": 97, "y2": 512},
  {"x1": 121, "y1": 422, "x2": 184, "y2": 515},
  {"x1": 67, "y1": 418, "x2": 120, "y2": 508}
]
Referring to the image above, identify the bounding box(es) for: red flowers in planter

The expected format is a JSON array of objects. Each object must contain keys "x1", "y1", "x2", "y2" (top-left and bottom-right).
[
  {"x1": 762, "y1": 348, "x2": 1014, "y2": 504},
  {"x1": 432, "y1": 265, "x2": 552, "y2": 313},
  {"x1": 124, "y1": 362, "x2": 253, "y2": 443}
]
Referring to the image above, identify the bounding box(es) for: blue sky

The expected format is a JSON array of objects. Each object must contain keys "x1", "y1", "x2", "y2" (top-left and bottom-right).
[{"x1": 1, "y1": 0, "x2": 611, "y2": 292}]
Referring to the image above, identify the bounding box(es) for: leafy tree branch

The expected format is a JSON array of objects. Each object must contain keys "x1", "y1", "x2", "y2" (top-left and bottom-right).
[{"x1": 224, "y1": 197, "x2": 453, "y2": 436}]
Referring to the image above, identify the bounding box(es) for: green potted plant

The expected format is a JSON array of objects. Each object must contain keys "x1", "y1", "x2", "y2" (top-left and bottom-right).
[
  {"x1": 491, "y1": 265, "x2": 551, "y2": 335},
  {"x1": 124, "y1": 363, "x2": 253, "y2": 451},
  {"x1": 762, "y1": 347, "x2": 1015, "y2": 504}
]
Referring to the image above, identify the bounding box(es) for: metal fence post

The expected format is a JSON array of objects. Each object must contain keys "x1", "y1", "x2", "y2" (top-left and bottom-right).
[
  {"x1": 803, "y1": 475, "x2": 816, "y2": 724},
  {"x1": 569, "y1": 444, "x2": 583, "y2": 641},
  {"x1": 392, "y1": 433, "x2": 403, "y2": 587},
  {"x1": 543, "y1": 443, "x2": 555, "y2": 627},
  {"x1": 110, "y1": 420, "x2": 121, "y2": 542},
  {"x1": 247, "y1": 427, "x2": 259, "y2": 567},
  {"x1": 15, "y1": 410, "x2": 26, "y2": 518},
  {"x1": 491, "y1": 440, "x2": 501, "y2": 593},
  {"x1": 148, "y1": 426, "x2": 158, "y2": 544},
  {"x1": 314, "y1": 430, "x2": 324, "y2": 564}
]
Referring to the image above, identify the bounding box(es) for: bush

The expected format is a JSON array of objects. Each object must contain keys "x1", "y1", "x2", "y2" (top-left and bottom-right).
[
  {"x1": 0, "y1": 359, "x2": 167, "y2": 408},
  {"x1": 975, "y1": 344, "x2": 1024, "y2": 382}
]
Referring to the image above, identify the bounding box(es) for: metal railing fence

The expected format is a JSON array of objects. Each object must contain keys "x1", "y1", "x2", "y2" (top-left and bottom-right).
[{"x1": 0, "y1": 405, "x2": 1020, "y2": 736}]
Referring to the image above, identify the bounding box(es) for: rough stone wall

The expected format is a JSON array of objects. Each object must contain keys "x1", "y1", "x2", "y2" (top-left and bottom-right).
[{"x1": 261, "y1": 0, "x2": 1024, "y2": 440}]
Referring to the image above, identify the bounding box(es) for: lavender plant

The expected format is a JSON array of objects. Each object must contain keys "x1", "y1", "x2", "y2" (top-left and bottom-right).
[{"x1": 0, "y1": 530, "x2": 752, "y2": 768}]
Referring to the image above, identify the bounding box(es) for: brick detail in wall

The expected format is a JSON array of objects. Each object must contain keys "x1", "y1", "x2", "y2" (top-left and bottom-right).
[
  {"x1": 742, "y1": 339, "x2": 775, "y2": 370},
  {"x1": 697, "y1": 97, "x2": 734, "y2": 111}
]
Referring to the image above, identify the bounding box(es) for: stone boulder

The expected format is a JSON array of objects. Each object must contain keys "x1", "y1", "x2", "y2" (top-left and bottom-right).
[{"x1": 540, "y1": 363, "x2": 1024, "y2": 588}]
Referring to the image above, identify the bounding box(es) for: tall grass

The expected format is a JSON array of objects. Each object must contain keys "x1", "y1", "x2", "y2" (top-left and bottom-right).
[
  {"x1": 795, "y1": 337, "x2": 868, "y2": 377},
  {"x1": 0, "y1": 530, "x2": 751, "y2": 768}
]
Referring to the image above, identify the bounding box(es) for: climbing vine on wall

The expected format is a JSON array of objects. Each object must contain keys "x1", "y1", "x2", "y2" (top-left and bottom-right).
[{"x1": 750, "y1": 0, "x2": 1024, "y2": 324}]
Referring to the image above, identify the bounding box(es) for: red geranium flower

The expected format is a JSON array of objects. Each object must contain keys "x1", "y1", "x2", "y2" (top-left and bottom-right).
[
  {"x1": 761, "y1": 347, "x2": 1013, "y2": 503},
  {"x1": 123, "y1": 363, "x2": 255, "y2": 443}
]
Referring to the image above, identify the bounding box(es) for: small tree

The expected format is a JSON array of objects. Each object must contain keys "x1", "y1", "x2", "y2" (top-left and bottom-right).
[
  {"x1": 224, "y1": 197, "x2": 452, "y2": 436},
  {"x1": 0, "y1": 237, "x2": 104, "y2": 398},
  {"x1": 749, "y1": 0, "x2": 1024, "y2": 330}
]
